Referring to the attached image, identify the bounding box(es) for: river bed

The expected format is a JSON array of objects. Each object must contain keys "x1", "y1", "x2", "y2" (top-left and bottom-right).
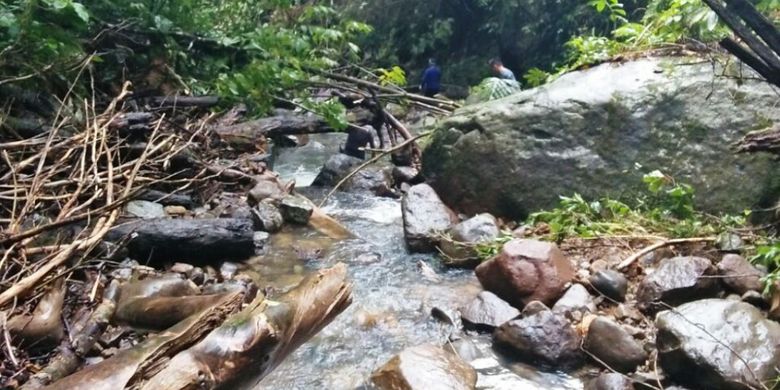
[{"x1": 253, "y1": 135, "x2": 582, "y2": 389}]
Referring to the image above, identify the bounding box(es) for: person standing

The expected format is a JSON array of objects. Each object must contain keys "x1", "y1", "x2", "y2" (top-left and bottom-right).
[
  {"x1": 420, "y1": 59, "x2": 442, "y2": 97},
  {"x1": 489, "y1": 58, "x2": 516, "y2": 81}
]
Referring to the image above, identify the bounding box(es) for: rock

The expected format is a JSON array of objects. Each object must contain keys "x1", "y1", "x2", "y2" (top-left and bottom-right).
[
  {"x1": 446, "y1": 337, "x2": 482, "y2": 362},
  {"x1": 636, "y1": 256, "x2": 720, "y2": 311},
  {"x1": 220, "y1": 262, "x2": 239, "y2": 280},
  {"x1": 170, "y1": 263, "x2": 194, "y2": 275},
  {"x1": 656, "y1": 299, "x2": 780, "y2": 390},
  {"x1": 717, "y1": 232, "x2": 745, "y2": 252},
  {"x1": 392, "y1": 166, "x2": 421, "y2": 185},
  {"x1": 475, "y1": 239, "x2": 574, "y2": 307},
  {"x1": 494, "y1": 305, "x2": 582, "y2": 369},
  {"x1": 460, "y1": 291, "x2": 520, "y2": 331},
  {"x1": 247, "y1": 179, "x2": 285, "y2": 204},
  {"x1": 741, "y1": 290, "x2": 767, "y2": 308},
  {"x1": 439, "y1": 213, "x2": 500, "y2": 267},
  {"x1": 584, "y1": 316, "x2": 648, "y2": 373},
  {"x1": 423, "y1": 58, "x2": 780, "y2": 220},
  {"x1": 401, "y1": 184, "x2": 456, "y2": 252},
  {"x1": 552, "y1": 284, "x2": 596, "y2": 316},
  {"x1": 278, "y1": 195, "x2": 313, "y2": 225},
  {"x1": 370, "y1": 344, "x2": 477, "y2": 390},
  {"x1": 585, "y1": 373, "x2": 635, "y2": 390},
  {"x1": 252, "y1": 202, "x2": 283, "y2": 232},
  {"x1": 311, "y1": 153, "x2": 362, "y2": 187},
  {"x1": 164, "y1": 205, "x2": 188, "y2": 216},
  {"x1": 589, "y1": 269, "x2": 628, "y2": 302},
  {"x1": 125, "y1": 200, "x2": 165, "y2": 219},
  {"x1": 717, "y1": 254, "x2": 764, "y2": 295},
  {"x1": 253, "y1": 231, "x2": 270, "y2": 249},
  {"x1": 311, "y1": 153, "x2": 391, "y2": 193}
]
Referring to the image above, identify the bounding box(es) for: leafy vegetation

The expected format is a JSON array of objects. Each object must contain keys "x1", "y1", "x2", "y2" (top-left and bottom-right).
[
  {"x1": 466, "y1": 77, "x2": 522, "y2": 104},
  {"x1": 0, "y1": 0, "x2": 371, "y2": 117},
  {"x1": 528, "y1": 170, "x2": 748, "y2": 242},
  {"x1": 751, "y1": 241, "x2": 780, "y2": 294}
]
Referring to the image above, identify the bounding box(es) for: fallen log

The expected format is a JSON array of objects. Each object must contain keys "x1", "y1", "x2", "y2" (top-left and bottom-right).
[
  {"x1": 106, "y1": 218, "x2": 255, "y2": 264},
  {"x1": 214, "y1": 113, "x2": 337, "y2": 151},
  {"x1": 137, "y1": 263, "x2": 352, "y2": 389},
  {"x1": 40, "y1": 291, "x2": 244, "y2": 390}
]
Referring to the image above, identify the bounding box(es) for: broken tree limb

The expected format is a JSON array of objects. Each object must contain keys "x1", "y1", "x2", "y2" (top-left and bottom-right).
[
  {"x1": 319, "y1": 71, "x2": 461, "y2": 110},
  {"x1": 137, "y1": 263, "x2": 352, "y2": 389},
  {"x1": 703, "y1": 0, "x2": 780, "y2": 87},
  {"x1": 106, "y1": 218, "x2": 255, "y2": 265},
  {"x1": 21, "y1": 281, "x2": 120, "y2": 389},
  {"x1": 147, "y1": 96, "x2": 219, "y2": 109},
  {"x1": 319, "y1": 132, "x2": 431, "y2": 207},
  {"x1": 736, "y1": 124, "x2": 780, "y2": 154},
  {"x1": 40, "y1": 291, "x2": 244, "y2": 390},
  {"x1": 7, "y1": 278, "x2": 66, "y2": 350},
  {"x1": 616, "y1": 237, "x2": 716, "y2": 270}
]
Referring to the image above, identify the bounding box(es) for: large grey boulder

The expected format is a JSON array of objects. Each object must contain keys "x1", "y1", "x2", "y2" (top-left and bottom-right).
[
  {"x1": 423, "y1": 57, "x2": 780, "y2": 219},
  {"x1": 402, "y1": 184, "x2": 456, "y2": 252},
  {"x1": 370, "y1": 344, "x2": 477, "y2": 390},
  {"x1": 656, "y1": 299, "x2": 780, "y2": 390}
]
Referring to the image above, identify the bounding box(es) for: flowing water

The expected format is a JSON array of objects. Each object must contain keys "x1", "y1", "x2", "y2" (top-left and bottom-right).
[{"x1": 252, "y1": 134, "x2": 582, "y2": 390}]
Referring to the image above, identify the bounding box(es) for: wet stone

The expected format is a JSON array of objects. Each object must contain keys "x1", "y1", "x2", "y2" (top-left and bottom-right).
[
  {"x1": 589, "y1": 269, "x2": 628, "y2": 302},
  {"x1": 494, "y1": 304, "x2": 583, "y2": 369},
  {"x1": 252, "y1": 202, "x2": 283, "y2": 232},
  {"x1": 553, "y1": 284, "x2": 596, "y2": 316},
  {"x1": 585, "y1": 373, "x2": 635, "y2": 390},
  {"x1": 717, "y1": 254, "x2": 764, "y2": 295},
  {"x1": 460, "y1": 291, "x2": 520, "y2": 331},
  {"x1": 370, "y1": 344, "x2": 477, "y2": 390},
  {"x1": 584, "y1": 316, "x2": 648, "y2": 373},
  {"x1": 476, "y1": 239, "x2": 575, "y2": 307},
  {"x1": 656, "y1": 299, "x2": 780, "y2": 390},
  {"x1": 279, "y1": 195, "x2": 313, "y2": 225},
  {"x1": 126, "y1": 200, "x2": 165, "y2": 219},
  {"x1": 636, "y1": 256, "x2": 720, "y2": 311}
]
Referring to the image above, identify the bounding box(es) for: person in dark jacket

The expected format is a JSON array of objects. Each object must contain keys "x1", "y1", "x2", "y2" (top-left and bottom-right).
[
  {"x1": 341, "y1": 125, "x2": 375, "y2": 160},
  {"x1": 420, "y1": 59, "x2": 442, "y2": 97}
]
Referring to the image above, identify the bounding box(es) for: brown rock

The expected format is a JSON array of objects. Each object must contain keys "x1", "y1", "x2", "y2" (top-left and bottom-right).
[
  {"x1": 717, "y1": 254, "x2": 764, "y2": 295},
  {"x1": 371, "y1": 344, "x2": 477, "y2": 390},
  {"x1": 476, "y1": 239, "x2": 575, "y2": 307},
  {"x1": 584, "y1": 316, "x2": 648, "y2": 373},
  {"x1": 636, "y1": 256, "x2": 720, "y2": 311}
]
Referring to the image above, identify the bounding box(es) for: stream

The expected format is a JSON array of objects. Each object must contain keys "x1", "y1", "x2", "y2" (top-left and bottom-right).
[{"x1": 252, "y1": 134, "x2": 583, "y2": 389}]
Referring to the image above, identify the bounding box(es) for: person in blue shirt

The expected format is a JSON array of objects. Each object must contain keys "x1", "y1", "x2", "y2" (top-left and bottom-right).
[
  {"x1": 420, "y1": 59, "x2": 442, "y2": 97},
  {"x1": 489, "y1": 58, "x2": 516, "y2": 81}
]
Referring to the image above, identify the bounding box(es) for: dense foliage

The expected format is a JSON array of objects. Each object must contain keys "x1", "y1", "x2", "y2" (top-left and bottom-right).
[
  {"x1": 0, "y1": 0, "x2": 370, "y2": 115},
  {"x1": 337, "y1": 0, "x2": 648, "y2": 86}
]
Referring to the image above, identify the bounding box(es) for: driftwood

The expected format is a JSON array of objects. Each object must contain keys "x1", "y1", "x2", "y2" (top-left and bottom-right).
[
  {"x1": 106, "y1": 218, "x2": 255, "y2": 265},
  {"x1": 214, "y1": 112, "x2": 350, "y2": 152},
  {"x1": 40, "y1": 291, "x2": 244, "y2": 390},
  {"x1": 21, "y1": 281, "x2": 120, "y2": 389},
  {"x1": 736, "y1": 124, "x2": 780, "y2": 155},
  {"x1": 113, "y1": 276, "x2": 237, "y2": 330},
  {"x1": 7, "y1": 279, "x2": 66, "y2": 350},
  {"x1": 137, "y1": 263, "x2": 352, "y2": 389},
  {"x1": 702, "y1": 0, "x2": 780, "y2": 87}
]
